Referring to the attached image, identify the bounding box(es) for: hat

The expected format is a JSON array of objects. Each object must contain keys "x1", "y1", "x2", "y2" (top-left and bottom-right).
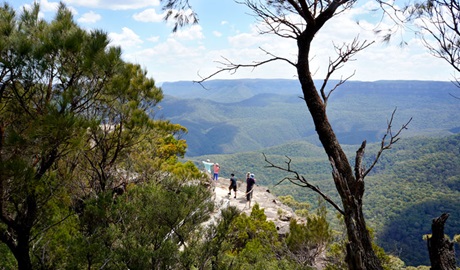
[
  {"x1": 250, "y1": 173, "x2": 255, "y2": 178},
  {"x1": 216, "y1": 163, "x2": 219, "y2": 165},
  {"x1": 206, "y1": 159, "x2": 210, "y2": 162}
]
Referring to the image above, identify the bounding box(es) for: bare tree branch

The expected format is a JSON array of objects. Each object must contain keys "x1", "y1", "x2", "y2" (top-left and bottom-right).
[
  {"x1": 285, "y1": 0, "x2": 306, "y2": 20},
  {"x1": 194, "y1": 49, "x2": 296, "y2": 84},
  {"x1": 415, "y1": 0, "x2": 460, "y2": 87},
  {"x1": 297, "y1": 0, "x2": 315, "y2": 23},
  {"x1": 245, "y1": 0, "x2": 303, "y2": 38},
  {"x1": 263, "y1": 153, "x2": 345, "y2": 215},
  {"x1": 360, "y1": 108, "x2": 412, "y2": 179},
  {"x1": 319, "y1": 38, "x2": 374, "y2": 105}
]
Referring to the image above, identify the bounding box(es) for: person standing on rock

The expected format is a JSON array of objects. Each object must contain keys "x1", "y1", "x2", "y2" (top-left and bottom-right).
[
  {"x1": 246, "y1": 173, "x2": 256, "y2": 206},
  {"x1": 202, "y1": 159, "x2": 215, "y2": 190},
  {"x1": 202, "y1": 159, "x2": 213, "y2": 174},
  {"x1": 228, "y1": 173, "x2": 237, "y2": 198},
  {"x1": 213, "y1": 163, "x2": 220, "y2": 181}
]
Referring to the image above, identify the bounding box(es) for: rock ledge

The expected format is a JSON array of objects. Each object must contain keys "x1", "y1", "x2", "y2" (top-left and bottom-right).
[{"x1": 206, "y1": 178, "x2": 296, "y2": 235}]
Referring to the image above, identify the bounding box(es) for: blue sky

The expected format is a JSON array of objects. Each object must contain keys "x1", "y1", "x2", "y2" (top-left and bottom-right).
[{"x1": 11, "y1": 0, "x2": 456, "y2": 84}]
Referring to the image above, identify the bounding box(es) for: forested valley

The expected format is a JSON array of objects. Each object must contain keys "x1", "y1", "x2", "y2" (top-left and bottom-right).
[
  {"x1": 160, "y1": 79, "x2": 460, "y2": 267},
  {"x1": 188, "y1": 134, "x2": 460, "y2": 267},
  {"x1": 1, "y1": 1, "x2": 459, "y2": 270}
]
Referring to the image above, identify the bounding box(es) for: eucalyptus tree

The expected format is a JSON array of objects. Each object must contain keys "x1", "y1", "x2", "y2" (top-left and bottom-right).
[
  {"x1": 411, "y1": 0, "x2": 460, "y2": 87},
  {"x1": 0, "y1": 2, "x2": 206, "y2": 269}
]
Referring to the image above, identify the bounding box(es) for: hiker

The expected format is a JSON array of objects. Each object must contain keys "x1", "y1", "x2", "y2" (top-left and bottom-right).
[
  {"x1": 228, "y1": 173, "x2": 237, "y2": 198},
  {"x1": 202, "y1": 159, "x2": 213, "y2": 174},
  {"x1": 213, "y1": 163, "x2": 220, "y2": 181},
  {"x1": 246, "y1": 173, "x2": 256, "y2": 206}
]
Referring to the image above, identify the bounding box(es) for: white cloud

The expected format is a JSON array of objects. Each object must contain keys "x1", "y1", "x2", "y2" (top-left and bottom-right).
[
  {"x1": 20, "y1": 0, "x2": 76, "y2": 20},
  {"x1": 78, "y1": 11, "x2": 101, "y2": 24},
  {"x1": 180, "y1": 4, "x2": 451, "y2": 83},
  {"x1": 148, "y1": 36, "x2": 160, "y2": 42},
  {"x1": 20, "y1": 0, "x2": 68, "y2": 19},
  {"x1": 121, "y1": 37, "x2": 214, "y2": 82},
  {"x1": 50, "y1": 0, "x2": 450, "y2": 83},
  {"x1": 38, "y1": 0, "x2": 60, "y2": 12},
  {"x1": 228, "y1": 32, "x2": 258, "y2": 48},
  {"x1": 20, "y1": 0, "x2": 59, "y2": 14},
  {"x1": 170, "y1": 25, "x2": 204, "y2": 41},
  {"x1": 152, "y1": 38, "x2": 205, "y2": 57},
  {"x1": 109, "y1": 27, "x2": 143, "y2": 48},
  {"x1": 133, "y1": 8, "x2": 164, "y2": 22},
  {"x1": 63, "y1": 0, "x2": 160, "y2": 10}
]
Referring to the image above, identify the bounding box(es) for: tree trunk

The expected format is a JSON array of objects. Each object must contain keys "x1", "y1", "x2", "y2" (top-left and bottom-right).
[
  {"x1": 3, "y1": 187, "x2": 39, "y2": 270},
  {"x1": 343, "y1": 202, "x2": 382, "y2": 269},
  {"x1": 428, "y1": 213, "x2": 456, "y2": 270},
  {"x1": 13, "y1": 229, "x2": 33, "y2": 270},
  {"x1": 297, "y1": 32, "x2": 383, "y2": 270}
]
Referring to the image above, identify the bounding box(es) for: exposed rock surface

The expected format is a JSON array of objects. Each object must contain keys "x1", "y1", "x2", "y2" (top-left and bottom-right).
[
  {"x1": 206, "y1": 177, "x2": 296, "y2": 235},
  {"x1": 203, "y1": 177, "x2": 328, "y2": 270}
]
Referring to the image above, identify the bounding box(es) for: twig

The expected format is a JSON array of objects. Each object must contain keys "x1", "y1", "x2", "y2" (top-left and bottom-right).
[
  {"x1": 319, "y1": 38, "x2": 374, "y2": 105},
  {"x1": 263, "y1": 153, "x2": 344, "y2": 215},
  {"x1": 362, "y1": 108, "x2": 412, "y2": 178}
]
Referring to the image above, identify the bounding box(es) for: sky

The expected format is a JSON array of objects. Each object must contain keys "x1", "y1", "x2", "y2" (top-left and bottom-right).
[{"x1": 11, "y1": 0, "x2": 456, "y2": 84}]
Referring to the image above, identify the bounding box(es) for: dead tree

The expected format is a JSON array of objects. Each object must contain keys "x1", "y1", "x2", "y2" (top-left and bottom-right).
[
  {"x1": 194, "y1": 0, "x2": 416, "y2": 268},
  {"x1": 428, "y1": 213, "x2": 457, "y2": 270},
  {"x1": 264, "y1": 109, "x2": 410, "y2": 269}
]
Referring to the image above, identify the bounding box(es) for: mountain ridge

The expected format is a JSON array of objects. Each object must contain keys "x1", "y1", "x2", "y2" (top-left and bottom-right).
[{"x1": 158, "y1": 79, "x2": 460, "y2": 156}]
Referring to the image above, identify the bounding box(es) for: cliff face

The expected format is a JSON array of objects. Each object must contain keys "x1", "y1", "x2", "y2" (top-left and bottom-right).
[{"x1": 206, "y1": 177, "x2": 296, "y2": 235}]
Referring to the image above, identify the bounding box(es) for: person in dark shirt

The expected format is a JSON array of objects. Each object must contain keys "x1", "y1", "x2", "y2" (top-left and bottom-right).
[
  {"x1": 228, "y1": 173, "x2": 237, "y2": 198},
  {"x1": 246, "y1": 173, "x2": 256, "y2": 206}
]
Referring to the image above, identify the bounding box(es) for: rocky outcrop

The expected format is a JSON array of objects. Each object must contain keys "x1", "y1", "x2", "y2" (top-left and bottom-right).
[{"x1": 207, "y1": 177, "x2": 296, "y2": 235}]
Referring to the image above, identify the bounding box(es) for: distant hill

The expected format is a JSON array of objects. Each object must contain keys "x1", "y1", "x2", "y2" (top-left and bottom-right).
[
  {"x1": 159, "y1": 79, "x2": 460, "y2": 156},
  {"x1": 160, "y1": 79, "x2": 301, "y2": 102}
]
